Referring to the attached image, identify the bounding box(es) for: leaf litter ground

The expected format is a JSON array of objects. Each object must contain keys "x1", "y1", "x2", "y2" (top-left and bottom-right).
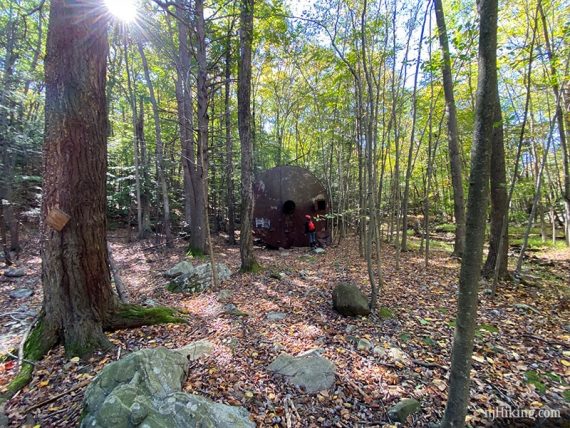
[{"x1": 1, "y1": 231, "x2": 568, "y2": 427}]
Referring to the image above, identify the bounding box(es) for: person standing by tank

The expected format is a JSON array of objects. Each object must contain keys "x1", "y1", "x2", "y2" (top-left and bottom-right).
[{"x1": 305, "y1": 214, "x2": 317, "y2": 248}]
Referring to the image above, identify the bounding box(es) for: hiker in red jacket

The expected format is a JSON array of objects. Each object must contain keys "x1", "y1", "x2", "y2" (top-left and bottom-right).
[{"x1": 305, "y1": 214, "x2": 317, "y2": 248}]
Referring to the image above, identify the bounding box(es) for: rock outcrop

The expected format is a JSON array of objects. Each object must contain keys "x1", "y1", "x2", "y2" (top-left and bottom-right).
[{"x1": 81, "y1": 340, "x2": 254, "y2": 428}]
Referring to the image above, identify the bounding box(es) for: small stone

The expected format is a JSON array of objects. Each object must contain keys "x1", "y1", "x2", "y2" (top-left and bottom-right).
[
  {"x1": 356, "y1": 338, "x2": 372, "y2": 352},
  {"x1": 217, "y1": 289, "x2": 233, "y2": 302},
  {"x1": 299, "y1": 270, "x2": 309, "y2": 279},
  {"x1": 9, "y1": 288, "x2": 34, "y2": 299},
  {"x1": 373, "y1": 346, "x2": 386, "y2": 356},
  {"x1": 332, "y1": 283, "x2": 371, "y2": 317},
  {"x1": 564, "y1": 325, "x2": 570, "y2": 333},
  {"x1": 312, "y1": 248, "x2": 325, "y2": 254},
  {"x1": 387, "y1": 347, "x2": 409, "y2": 364},
  {"x1": 224, "y1": 304, "x2": 248, "y2": 317},
  {"x1": 387, "y1": 398, "x2": 420, "y2": 423},
  {"x1": 4, "y1": 267, "x2": 25, "y2": 278},
  {"x1": 345, "y1": 324, "x2": 356, "y2": 334},
  {"x1": 266, "y1": 312, "x2": 287, "y2": 321},
  {"x1": 513, "y1": 303, "x2": 540, "y2": 314},
  {"x1": 269, "y1": 271, "x2": 286, "y2": 280},
  {"x1": 267, "y1": 353, "x2": 336, "y2": 394},
  {"x1": 143, "y1": 298, "x2": 158, "y2": 307}
]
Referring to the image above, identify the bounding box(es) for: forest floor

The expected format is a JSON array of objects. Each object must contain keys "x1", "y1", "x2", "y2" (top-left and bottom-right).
[{"x1": 0, "y1": 229, "x2": 569, "y2": 427}]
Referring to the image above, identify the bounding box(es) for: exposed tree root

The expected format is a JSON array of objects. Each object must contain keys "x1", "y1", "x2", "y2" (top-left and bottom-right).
[
  {"x1": 105, "y1": 304, "x2": 187, "y2": 330},
  {"x1": 1, "y1": 304, "x2": 185, "y2": 401}
]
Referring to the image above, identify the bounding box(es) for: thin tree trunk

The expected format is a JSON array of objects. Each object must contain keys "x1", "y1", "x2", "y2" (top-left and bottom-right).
[
  {"x1": 483, "y1": 97, "x2": 508, "y2": 278},
  {"x1": 434, "y1": 0, "x2": 466, "y2": 257},
  {"x1": 538, "y1": 2, "x2": 570, "y2": 246},
  {"x1": 489, "y1": 5, "x2": 538, "y2": 294},
  {"x1": 174, "y1": 0, "x2": 195, "y2": 228},
  {"x1": 515, "y1": 119, "x2": 555, "y2": 276},
  {"x1": 192, "y1": 0, "x2": 209, "y2": 255},
  {"x1": 124, "y1": 37, "x2": 144, "y2": 239},
  {"x1": 441, "y1": 0, "x2": 497, "y2": 424},
  {"x1": 401, "y1": 0, "x2": 429, "y2": 252},
  {"x1": 238, "y1": 0, "x2": 258, "y2": 271},
  {"x1": 225, "y1": 31, "x2": 236, "y2": 244},
  {"x1": 137, "y1": 41, "x2": 172, "y2": 246}
]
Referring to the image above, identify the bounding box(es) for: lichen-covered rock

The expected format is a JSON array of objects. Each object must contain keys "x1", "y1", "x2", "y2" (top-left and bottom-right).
[
  {"x1": 356, "y1": 338, "x2": 372, "y2": 351},
  {"x1": 167, "y1": 263, "x2": 231, "y2": 294},
  {"x1": 267, "y1": 353, "x2": 336, "y2": 394},
  {"x1": 163, "y1": 260, "x2": 194, "y2": 279},
  {"x1": 387, "y1": 398, "x2": 420, "y2": 422},
  {"x1": 81, "y1": 341, "x2": 254, "y2": 428},
  {"x1": 332, "y1": 283, "x2": 371, "y2": 316}
]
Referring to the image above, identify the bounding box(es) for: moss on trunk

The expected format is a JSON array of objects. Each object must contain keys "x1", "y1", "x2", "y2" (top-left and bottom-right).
[
  {"x1": 240, "y1": 261, "x2": 262, "y2": 273},
  {"x1": 2, "y1": 305, "x2": 184, "y2": 401},
  {"x1": 104, "y1": 304, "x2": 187, "y2": 330}
]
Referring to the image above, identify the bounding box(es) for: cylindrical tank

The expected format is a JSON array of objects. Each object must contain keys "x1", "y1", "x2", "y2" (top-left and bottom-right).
[{"x1": 253, "y1": 166, "x2": 330, "y2": 248}]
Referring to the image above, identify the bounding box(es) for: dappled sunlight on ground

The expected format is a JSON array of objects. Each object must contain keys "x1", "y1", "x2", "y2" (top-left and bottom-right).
[{"x1": 2, "y1": 230, "x2": 569, "y2": 426}]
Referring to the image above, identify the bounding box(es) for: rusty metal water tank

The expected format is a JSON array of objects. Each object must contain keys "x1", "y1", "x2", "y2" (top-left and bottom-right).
[{"x1": 253, "y1": 166, "x2": 330, "y2": 248}]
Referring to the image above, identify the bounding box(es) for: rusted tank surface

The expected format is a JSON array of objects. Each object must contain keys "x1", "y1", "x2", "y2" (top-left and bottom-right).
[{"x1": 253, "y1": 166, "x2": 330, "y2": 248}]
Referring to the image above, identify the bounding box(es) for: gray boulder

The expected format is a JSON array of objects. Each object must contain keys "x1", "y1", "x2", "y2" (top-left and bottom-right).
[
  {"x1": 163, "y1": 260, "x2": 194, "y2": 278},
  {"x1": 332, "y1": 283, "x2": 371, "y2": 316},
  {"x1": 387, "y1": 398, "x2": 420, "y2": 423},
  {"x1": 167, "y1": 263, "x2": 231, "y2": 294},
  {"x1": 267, "y1": 353, "x2": 335, "y2": 394},
  {"x1": 81, "y1": 341, "x2": 254, "y2": 428}
]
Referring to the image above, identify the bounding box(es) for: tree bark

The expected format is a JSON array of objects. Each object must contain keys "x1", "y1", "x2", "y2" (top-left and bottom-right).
[
  {"x1": 434, "y1": 0, "x2": 466, "y2": 257},
  {"x1": 441, "y1": 0, "x2": 497, "y2": 425},
  {"x1": 42, "y1": 0, "x2": 116, "y2": 357},
  {"x1": 483, "y1": 97, "x2": 508, "y2": 278},
  {"x1": 238, "y1": 0, "x2": 257, "y2": 271}
]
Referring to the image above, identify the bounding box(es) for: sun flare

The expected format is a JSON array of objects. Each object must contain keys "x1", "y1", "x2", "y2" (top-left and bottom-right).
[{"x1": 105, "y1": 0, "x2": 137, "y2": 23}]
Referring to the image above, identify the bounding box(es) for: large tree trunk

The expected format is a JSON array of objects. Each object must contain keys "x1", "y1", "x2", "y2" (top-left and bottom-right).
[
  {"x1": 483, "y1": 98, "x2": 508, "y2": 278},
  {"x1": 238, "y1": 0, "x2": 257, "y2": 271},
  {"x1": 441, "y1": 0, "x2": 497, "y2": 425},
  {"x1": 42, "y1": 0, "x2": 116, "y2": 357},
  {"x1": 434, "y1": 0, "x2": 466, "y2": 257}
]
